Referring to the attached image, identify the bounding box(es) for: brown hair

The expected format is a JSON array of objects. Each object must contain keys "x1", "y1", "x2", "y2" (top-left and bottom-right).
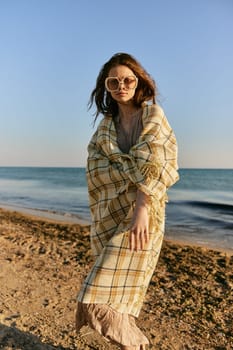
[{"x1": 89, "y1": 53, "x2": 157, "y2": 122}]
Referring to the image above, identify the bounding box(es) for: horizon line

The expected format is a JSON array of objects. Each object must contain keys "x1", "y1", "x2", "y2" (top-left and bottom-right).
[{"x1": 0, "y1": 165, "x2": 232, "y2": 170}]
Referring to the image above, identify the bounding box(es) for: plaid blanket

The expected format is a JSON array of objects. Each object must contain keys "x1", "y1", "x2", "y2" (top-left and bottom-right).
[{"x1": 78, "y1": 104, "x2": 179, "y2": 317}]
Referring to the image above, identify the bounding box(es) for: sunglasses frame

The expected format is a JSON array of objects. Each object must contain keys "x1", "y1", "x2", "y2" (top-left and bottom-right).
[{"x1": 105, "y1": 75, "x2": 138, "y2": 92}]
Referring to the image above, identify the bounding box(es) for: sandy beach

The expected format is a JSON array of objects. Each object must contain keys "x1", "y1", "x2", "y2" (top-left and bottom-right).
[{"x1": 0, "y1": 207, "x2": 232, "y2": 350}]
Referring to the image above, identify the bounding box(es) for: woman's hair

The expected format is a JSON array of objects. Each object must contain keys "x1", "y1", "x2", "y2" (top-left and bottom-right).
[{"x1": 89, "y1": 52, "x2": 157, "y2": 122}]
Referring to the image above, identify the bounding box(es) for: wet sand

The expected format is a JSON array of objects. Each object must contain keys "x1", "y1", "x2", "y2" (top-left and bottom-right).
[{"x1": 0, "y1": 207, "x2": 232, "y2": 349}]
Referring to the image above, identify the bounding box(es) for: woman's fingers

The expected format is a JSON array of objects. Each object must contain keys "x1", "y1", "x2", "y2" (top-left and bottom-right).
[{"x1": 129, "y1": 227, "x2": 149, "y2": 252}]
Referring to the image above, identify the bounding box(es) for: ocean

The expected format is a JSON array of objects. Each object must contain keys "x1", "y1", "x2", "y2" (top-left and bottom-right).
[{"x1": 0, "y1": 167, "x2": 232, "y2": 251}]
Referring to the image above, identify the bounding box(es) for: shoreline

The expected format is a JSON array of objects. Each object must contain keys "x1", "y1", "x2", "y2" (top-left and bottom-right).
[
  {"x1": 0, "y1": 203, "x2": 91, "y2": 225},
  {"x1": 0, "y1": 204, "x2": 232, "y2": 255},
  {"x1": 0, "y1": 206, "x2": 232, "y2": 349}
]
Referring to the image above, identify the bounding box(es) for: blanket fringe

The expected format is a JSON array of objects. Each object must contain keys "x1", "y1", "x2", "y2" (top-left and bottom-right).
[
  {"x1": 140, "y1": 162, "x2": 167, "y2": 232},
  {"x1": 141, "y1": 162, "x2": 161, "y2": 183}
]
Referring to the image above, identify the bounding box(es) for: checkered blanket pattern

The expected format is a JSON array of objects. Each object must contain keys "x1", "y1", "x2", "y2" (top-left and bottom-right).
[{"x1": 77, "y1": 104, "x2": 179, "y2": 317}]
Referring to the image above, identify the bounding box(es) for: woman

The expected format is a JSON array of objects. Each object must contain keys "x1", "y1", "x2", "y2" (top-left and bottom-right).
[{"x1": 76, "y1": 53, "x2": 179, "y2": 350}]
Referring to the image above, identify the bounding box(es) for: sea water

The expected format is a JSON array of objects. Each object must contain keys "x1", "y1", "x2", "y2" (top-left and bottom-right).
[
  {"x1": 166, "y1": 169, "x2": 233, "y2": 250},
  {"x1": 0, "y1": 167, "x2": 232, "y2": 251}
]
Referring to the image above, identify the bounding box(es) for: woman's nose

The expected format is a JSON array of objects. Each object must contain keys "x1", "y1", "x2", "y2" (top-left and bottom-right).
[{"x1": 118, "y1": 81, "x2": 125, "y2": 90}]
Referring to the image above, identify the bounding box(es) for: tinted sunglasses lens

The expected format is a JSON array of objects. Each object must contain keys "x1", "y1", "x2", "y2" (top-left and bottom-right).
[
  {"x1": 106, "y1": 78, "x2": 119, "y2": 91},
  {"x1": 123, "y1": 76, "x2": 137, "y2": 89}
]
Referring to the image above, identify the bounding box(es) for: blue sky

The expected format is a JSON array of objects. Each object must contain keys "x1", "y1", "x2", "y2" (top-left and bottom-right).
[{"x1": 0, "y1": 0, "x2": 232, "y2": 168}]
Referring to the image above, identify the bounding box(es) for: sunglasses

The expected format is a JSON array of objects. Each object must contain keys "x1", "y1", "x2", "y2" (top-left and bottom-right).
[{"x1": 105, "y1": 75, "x2": 138, "y2": 92}]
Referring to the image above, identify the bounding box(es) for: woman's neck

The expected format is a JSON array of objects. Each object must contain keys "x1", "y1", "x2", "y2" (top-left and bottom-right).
[{"x1": 118, "y1": 104, "x2": 141, "y2": 123}]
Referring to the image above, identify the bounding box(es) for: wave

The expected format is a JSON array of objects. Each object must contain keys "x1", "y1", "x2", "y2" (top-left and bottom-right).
[
  {"x1": 167, "y1": 199, "x2": 233, "y2": 232},
  {"x1": 174, "y1": 200, "x2": 233, "y2": 214}
]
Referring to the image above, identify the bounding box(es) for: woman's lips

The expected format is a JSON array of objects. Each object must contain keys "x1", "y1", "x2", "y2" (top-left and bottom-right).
[{"x1": 116, "y1": 92, "x2": 127, "y2": 96}]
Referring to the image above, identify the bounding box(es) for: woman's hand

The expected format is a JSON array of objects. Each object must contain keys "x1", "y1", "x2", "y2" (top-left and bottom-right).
[{"x1": 129, "y1": 190, "x2": 150, "y2": 252}]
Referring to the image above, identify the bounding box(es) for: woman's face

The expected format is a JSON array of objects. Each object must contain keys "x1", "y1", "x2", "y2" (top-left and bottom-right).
[{"x1": 106, "y1": 65, "x2": 138, "y2": 105}]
